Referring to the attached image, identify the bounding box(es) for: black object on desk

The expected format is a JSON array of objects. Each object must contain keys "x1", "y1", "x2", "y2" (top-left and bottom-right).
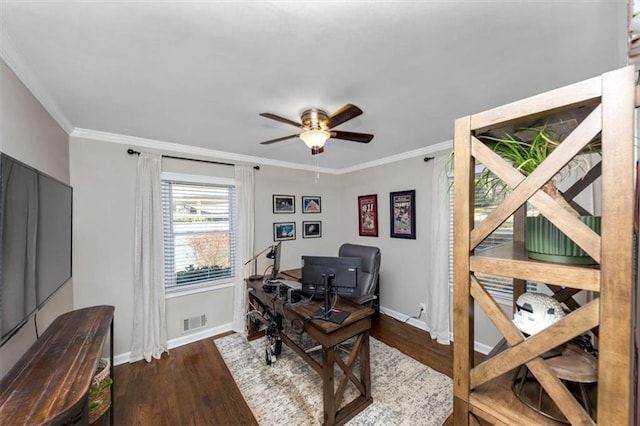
[
  {"x1": 311, "y1": 306, "x2": 350, "y2": 324},
  {"x1": 310, "y1": 272, "x2": 351, "y2": 324}
]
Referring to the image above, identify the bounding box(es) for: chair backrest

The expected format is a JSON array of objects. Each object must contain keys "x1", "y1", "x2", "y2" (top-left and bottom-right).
[{"x1": 338, "y1": 243, "x2": 381, "y2": 299}]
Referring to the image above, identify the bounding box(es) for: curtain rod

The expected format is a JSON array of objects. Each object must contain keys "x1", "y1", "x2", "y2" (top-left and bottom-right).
[{"x1": 126, "y1": 149, "x2": 260, "y2": 170}]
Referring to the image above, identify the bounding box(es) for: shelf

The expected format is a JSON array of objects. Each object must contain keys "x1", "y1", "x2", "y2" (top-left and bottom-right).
[
  {"x1": 469, "y1": 373, "x2": 566, "y2": 425},
  {"x1": 0, "y1": 306, "x2": 115, "y2": 425},
  {"x1": 470, "y1": 242, "x2": 600, "y2": 292},
  {"x1": 453, "y1": 65, "x2": 636, "y2": 425}
]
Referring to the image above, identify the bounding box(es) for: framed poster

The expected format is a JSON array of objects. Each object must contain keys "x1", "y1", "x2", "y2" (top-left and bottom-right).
[
  {"x1": 273, "y1": 195, "x2": 295, "y2": 214},
  {"x1": 358, "y1": 194, "x2": 378, "y2": 237},
  {"x1": 302, "y1": 221, "x2": 322, "y2": 238},
  {"x1": 390, "y1": 190, "x2": 416, "y2": 239},
  {"x1": 302, "y1": 196, "x2": 321, "y2": 213},
  {"x1": 273, "y1": 222, "x2": 296, "y2": 241}
]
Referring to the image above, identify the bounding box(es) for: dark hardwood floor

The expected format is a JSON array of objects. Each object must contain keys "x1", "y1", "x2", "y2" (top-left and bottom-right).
[{"x1": 114, "y1": 312, "x2": 484, "y2": 425}]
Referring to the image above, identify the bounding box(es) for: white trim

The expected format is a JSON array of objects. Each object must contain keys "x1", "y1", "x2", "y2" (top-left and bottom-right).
[
  {"x1": 339, "y1": 140, "x2": 454, "y2": 174},
  {"x1": 71, "y1": 127, "x2": 453, "y2": 174},
  {"x1": 113, "y1": 322, "x2": 233, "y2": 366},
  {"x1": 379, "y1": 305, "x2": 427, "y2": 330},
  {"x1": 161, "y1": 171, "x2": 235, "y2": 187},
  {"x1": 71, "y1": 128, "x2": 341, "y2": 175},
  {"x1": 382, "y1": 305, "x2": 497, "y2": 355},
  {"x1": 0, "y1": 35, "x2": 74, "y2": 134},
  {"x1": 165, "y1": 281, "x2": 235, "y2": 299}
]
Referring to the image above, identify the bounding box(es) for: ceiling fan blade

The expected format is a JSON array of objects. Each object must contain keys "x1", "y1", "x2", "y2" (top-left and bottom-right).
[
  {"x1": 259, "y1": 112, "x2": 302, "y2": 128},
  {"x1": 328, "y1": 104, "x2": 363, "y2": 128},
  {"x1": 330, "y1": 130, "x2": 374, "y2": 143},
  {"x1": 260, "y1": 134, "x2": 300, "y2": 145}
]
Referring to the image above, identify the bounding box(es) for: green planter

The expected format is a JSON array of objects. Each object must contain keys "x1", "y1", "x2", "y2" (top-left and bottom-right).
[{"x1": 525, "y1": 215, "x2": 601, "y2": 265}]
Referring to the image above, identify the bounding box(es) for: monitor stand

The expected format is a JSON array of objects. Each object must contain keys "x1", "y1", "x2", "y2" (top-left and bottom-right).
[{"x1": 312, "y1": 273, "x2": 350, "y2": 324}]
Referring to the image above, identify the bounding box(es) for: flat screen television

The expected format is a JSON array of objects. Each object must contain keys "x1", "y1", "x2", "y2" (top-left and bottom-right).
[
  {"x1": 301, "y1": 255, "x2": 361, "y2": 323},
  {"x1": 0, "y1": 153, "x2": 72, "y2": 346}
]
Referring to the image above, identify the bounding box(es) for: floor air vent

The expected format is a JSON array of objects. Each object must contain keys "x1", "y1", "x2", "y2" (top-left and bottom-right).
[{"x1": 183, "y1": 314, "x2": 207, "y2": 332}]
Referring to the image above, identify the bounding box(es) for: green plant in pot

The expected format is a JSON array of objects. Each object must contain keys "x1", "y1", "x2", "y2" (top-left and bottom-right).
[{"x1": 479, "y1": 124, "x2": 601, "y2": 264}]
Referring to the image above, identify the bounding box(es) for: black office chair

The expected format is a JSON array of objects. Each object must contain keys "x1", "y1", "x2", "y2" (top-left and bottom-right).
[
  {"x1": 304, "y1": 243, "x2": 381, "y2": 355},
  {"x1": 338, "y1": 243, "x2": 381, "y2": 312}
]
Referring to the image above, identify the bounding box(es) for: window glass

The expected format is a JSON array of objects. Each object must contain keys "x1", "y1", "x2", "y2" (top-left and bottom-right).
[
  {"x1": 162, "y1": 179, "x2": 236, "y2": 291},
  {"x1": 449, "y1": 172, "x2": 536, "y2": 301}
]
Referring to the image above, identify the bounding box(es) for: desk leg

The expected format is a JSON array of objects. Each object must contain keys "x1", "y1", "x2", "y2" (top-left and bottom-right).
[
  {"x1": 361, "y1": 331, "x2": 371, "y2": 402},
  {"x1": 247, "y1": 292, "x2": 266, "y2": 341},
  {"x1": 322, "y1": 346, "x2": 336, "y2": 426}
]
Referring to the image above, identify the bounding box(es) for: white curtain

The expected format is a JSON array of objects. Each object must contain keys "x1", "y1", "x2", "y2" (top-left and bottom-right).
[
  {"x1": 424, "y1": 154, "x2": 451, "y2": 344},
  {"x1": 130, "y1": 153, "x2": 168, "y2": 363},
  {"x1": 233, "y1": 164, "x2": 255, "y2": 334}
]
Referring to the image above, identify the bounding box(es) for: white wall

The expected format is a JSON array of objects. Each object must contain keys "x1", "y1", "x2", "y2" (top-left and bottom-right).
[
  {"x1": 0, "y1": 58, "x2": 71, "y2": 377},
  {"x1": 340, "y1": 157, "x2": 434, "y2": 317},
  {"x1": 253, "y1": 166, "x2": 345, "y2": 273},
  {"x1": 69, "y1": 136, "x2": 347, "y2": 360}
]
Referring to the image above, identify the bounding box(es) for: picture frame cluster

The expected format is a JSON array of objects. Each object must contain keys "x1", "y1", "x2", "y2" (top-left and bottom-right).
[
  {"x1": 271, "y1": 190, "x2": 416, "y2": 241},
  {"x1": 272, "y1": 195, "x2": 322, "y2": 241}
]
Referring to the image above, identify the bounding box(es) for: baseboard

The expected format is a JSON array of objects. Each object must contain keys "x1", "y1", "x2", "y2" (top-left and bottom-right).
[
  {"x1": 113, "y1": 322, "x2": 233, "y2": 366},
  {"x1": 380, "y1": 306, "x2": 427, "y2": 330},
  {"x1": 380, "y1": 305, "x2": 491, "y2": 355}
]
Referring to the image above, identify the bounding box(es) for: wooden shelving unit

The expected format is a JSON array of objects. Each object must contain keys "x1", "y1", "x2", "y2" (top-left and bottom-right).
[{"x1": 452, "y1": 66, "x2": 636, "y2": 425}]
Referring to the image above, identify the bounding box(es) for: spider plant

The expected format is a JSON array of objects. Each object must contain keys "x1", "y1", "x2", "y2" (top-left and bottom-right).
[{"x1": 478, "y1": 124, "x2": 600, "y2": 217}]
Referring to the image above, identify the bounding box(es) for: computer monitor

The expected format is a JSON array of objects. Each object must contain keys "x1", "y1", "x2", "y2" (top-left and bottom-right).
[
  {"x1": 301, "y1": 256, "x2": 362, "y2": 323},
  {"x1": 266, "y1": 241, "x2": 282, "y2": 281}
]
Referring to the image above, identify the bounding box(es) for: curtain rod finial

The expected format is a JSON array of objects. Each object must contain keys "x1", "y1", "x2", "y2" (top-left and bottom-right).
[
  {"x1": 424, "y1": 156, "x2": 434, "y2": 163},
  {"x1": 127, "y1": 149, "x2": 141, "y2": 156}
]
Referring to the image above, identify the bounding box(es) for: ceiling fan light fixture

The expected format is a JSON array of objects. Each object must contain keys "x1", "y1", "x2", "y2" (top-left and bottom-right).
[{"x1": 300, "y1": 130, "x2": 330, "y2": 149}]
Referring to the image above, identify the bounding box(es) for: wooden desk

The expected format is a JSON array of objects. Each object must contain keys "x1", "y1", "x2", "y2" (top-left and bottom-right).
[
  {"x1": 246, "y1": 277, "x2": 374, "y2": 426},
  {"x1": 280, "y1": 267, "x2": 302, "y2": 281},
  {"x1": 0, "y1": 305, "x2": 115, "y2": 425}
]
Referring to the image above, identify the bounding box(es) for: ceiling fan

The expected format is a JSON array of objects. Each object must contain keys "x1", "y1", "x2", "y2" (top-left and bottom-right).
[{"x1": 259, "y1": 104, "x2": 374, "y2": 155}]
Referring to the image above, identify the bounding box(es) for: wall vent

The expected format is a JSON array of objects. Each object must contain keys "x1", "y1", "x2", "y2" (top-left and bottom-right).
[{"x1": 182, "y1": 314, "x2": 207, "y2": 332}]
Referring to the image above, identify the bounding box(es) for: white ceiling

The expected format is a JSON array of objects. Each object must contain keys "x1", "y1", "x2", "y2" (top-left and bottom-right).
[{"x1": 0, "y1": 0, "x2": 628, "y2": 170}]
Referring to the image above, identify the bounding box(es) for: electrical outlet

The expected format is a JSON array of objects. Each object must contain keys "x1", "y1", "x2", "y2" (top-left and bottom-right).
[{"x1": 419, "y1": 303, "x2": 426, "y2": 313}]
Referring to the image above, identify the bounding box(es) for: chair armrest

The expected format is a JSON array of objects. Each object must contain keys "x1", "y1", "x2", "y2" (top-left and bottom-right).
[{"x1": 353, "y1": 294, "x2": 377, "y2": 306}]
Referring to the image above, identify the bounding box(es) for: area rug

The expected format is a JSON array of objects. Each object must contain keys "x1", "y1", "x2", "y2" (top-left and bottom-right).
[{"x1": 214, "y1": 333, "x2": 453, "y2": 425}]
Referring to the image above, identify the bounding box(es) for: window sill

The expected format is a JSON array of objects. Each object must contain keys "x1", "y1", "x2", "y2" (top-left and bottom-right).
[{"x1": 165, "y1": 280, "x2": 235, "y2": 299}]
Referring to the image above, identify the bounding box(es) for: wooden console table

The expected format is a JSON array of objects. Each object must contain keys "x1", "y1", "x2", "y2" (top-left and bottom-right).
[
  {"x1": 246, "y1": 276, "x2": 374, "y2": 426},
  {"x1": 0, "y1": 305, "x2": 115, "y2": 425}
]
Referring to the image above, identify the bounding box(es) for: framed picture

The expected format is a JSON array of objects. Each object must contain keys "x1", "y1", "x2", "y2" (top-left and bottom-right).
[
  {"x1": 273, "y1": 222, "x2": 296, "y2": 241},
  {"x1": 302, "y1": 196, "x2": 321, "y2": 213},
  {"x1": 358, "y1": 194, "x2": 378, "y2": 237},
  {"x1": 390, "y1": 190, "x2": 416, "y2": 239},
  {"x1": 302, "y1": 221, "x2": 322, "y2": 238},
  {"x1": 273, "y1": 195, "x2": 295, "y2": 214}
]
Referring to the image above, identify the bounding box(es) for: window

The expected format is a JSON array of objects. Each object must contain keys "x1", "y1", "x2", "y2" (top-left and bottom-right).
[
  {"x1": 162, "y1": 173, "x2": 236, "y2": 292},
  {"x1": 449, "y1": 171, "x2": 536, "y2": 303}
]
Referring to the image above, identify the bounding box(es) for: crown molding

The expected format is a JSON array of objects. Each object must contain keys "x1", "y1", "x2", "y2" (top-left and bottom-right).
[
  {"x1": 71, "y1": 127, "x2": 453, "y2": 174},
  {"x1": 337, "y1": 139, "x2": 453, "y2": 174},
  {"x1": 70, "y1": 128, "x2": 341, "y2": 174},
  {"x1": 0, "y1": 34, "x2": 74, "y2": 134}
]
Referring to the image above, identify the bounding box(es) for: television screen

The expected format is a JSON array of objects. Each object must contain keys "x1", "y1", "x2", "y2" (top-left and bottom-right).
[{"x1": 0, "y1": 154, "x2": 72, "y2": 345}]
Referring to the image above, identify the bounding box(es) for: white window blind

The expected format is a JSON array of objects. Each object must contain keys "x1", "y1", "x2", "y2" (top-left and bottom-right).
[
  {"x1": 162, "y1": 178, "x2": 236, "y2": 290},
  {"x1": 449, "y1": 173, "x2": 536, "y2": 302}
]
